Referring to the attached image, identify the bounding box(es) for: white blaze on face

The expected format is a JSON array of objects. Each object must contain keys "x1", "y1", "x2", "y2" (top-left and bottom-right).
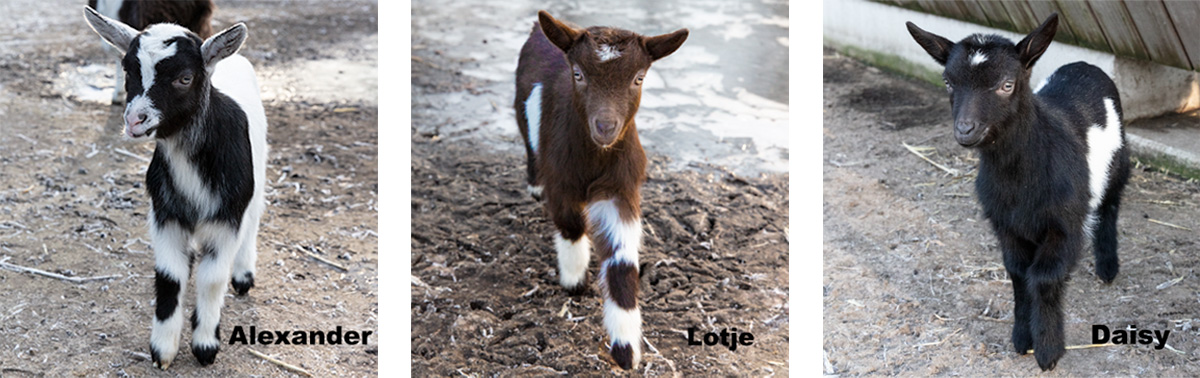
[
  {"x1": 596, "y1": 44, "x2": 621, "y2": 62},
  {"x1": 1084, "y1": 97, "x2": 1123, "y2": 233},
  {"x1": 969, "y1": 50, "x2": 988, "y2": 66},
  {"x1": 124, "y1": 24, "x2": 190, "y2": 138}
]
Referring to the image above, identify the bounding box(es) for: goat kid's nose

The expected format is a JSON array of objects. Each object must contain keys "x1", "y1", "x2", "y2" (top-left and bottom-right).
[
  {"x1": 126, "y1": 113, "x2": 148, "y2": 127},
  {"x1": 955, "y1": 120, "x2": 978, "y2": 135}
]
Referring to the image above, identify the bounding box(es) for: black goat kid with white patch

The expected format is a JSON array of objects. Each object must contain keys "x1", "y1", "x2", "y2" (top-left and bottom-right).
[
  {"x1": 907, "y1": 14, "x2": 1129, "y2": 371},
  {"x1": 84, "y1": 6, "x2": 268, "y2": 370}
]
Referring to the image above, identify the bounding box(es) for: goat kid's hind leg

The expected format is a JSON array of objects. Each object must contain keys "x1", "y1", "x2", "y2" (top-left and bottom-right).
[
  {"x1": 1092, "y1": 172, "x2": 1127, "y2": 283},
  {"x1": 190, "y1": 223, "x2": 242, "y2": 366},
  {"x1": 231, "y1": 204, "x2": 262, "y2": 296},
  {"x1": 587, "y1": 198, "x2": 643, "y2": 370},
  {"x1": 149, "y1": 221, "x2": 192, "y2": 370}
]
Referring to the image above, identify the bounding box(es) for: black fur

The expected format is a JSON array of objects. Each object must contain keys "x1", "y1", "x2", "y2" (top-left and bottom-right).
[
  {"x1": 908, "y1": 14, "x2": 1129, "y2": 371},
  {"x1": 231, "y1": 273, "x2": 255, "y2": 296},
  {"x1": 153, "y1": 268, "x2": 181, "y2": 322}
]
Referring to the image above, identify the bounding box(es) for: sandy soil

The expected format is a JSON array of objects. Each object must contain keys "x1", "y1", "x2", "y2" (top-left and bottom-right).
[
  {"x1": 409, "y1": 26, "x2": 791, "y2": 377},
  {"x1": 823, "y1": 47, "x2": 1200, "y2": 376},
  {"x1": 0, "y1": 1, "x2": 378, "y2": 376}
]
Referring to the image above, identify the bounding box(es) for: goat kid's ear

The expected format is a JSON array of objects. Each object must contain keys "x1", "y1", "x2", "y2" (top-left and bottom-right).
[
  {"x1": 538, "y1": 10, "x2": 584, "y2": 53},
  {"x1": 202, "y1": 23, "x2": 247, "y2": 68},
  {"x1": 1016, "y1": 13, "x2": 1058, "y2": 69},
  {"x1": 83, "y1": 6, "x2": 138, "y2": 54},
  {"x1": 906, "y1": 21, "x2": 953, "y2": 66},
  {"x1": 644, "y1": 28, "x2": 689, "y2": 61}
]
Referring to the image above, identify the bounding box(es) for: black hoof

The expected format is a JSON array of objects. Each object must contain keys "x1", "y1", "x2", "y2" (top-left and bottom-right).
[
  {"x1": 192, "y1": 343, "x2": 219, "y2": 366},
  {"x1": 232, "y1": 274, "x2": 255, "y2": 296},
  {"x1": 610, "y1": 342, "x2": 635, "y2": 370}
]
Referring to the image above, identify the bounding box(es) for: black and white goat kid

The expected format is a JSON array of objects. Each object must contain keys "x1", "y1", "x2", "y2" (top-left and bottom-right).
[
  {"x1": 84, "y1": 6, "x2": 268, "y2": 369},
  {"x1": 906, "y1": 14, "x2": 1130, "y2": 371}
]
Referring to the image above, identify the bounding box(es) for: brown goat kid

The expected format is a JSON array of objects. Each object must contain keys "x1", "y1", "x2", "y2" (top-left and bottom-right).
[{"x1": 513, "y1": 11, "x2": 687, "y2": 370}]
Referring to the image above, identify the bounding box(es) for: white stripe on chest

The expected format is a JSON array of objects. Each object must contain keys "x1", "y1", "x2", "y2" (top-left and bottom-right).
[
  {"x1": 525, "y1": 83, "x2": 543, "y2": 154},
  {"x1": 1084, "y1": 97, "x2": 1123, "y2": 230},
  {"x1": 160, "y1": 139, "x2": 220, "y2": 217}
]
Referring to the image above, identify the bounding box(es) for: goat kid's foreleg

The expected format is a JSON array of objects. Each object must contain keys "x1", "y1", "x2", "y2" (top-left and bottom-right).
[
  {"x1": 1026, "y1": 229, "x2": 1079, "y2": 371},
  {"x1": 189, "y1": 223, "x2": 242, "y2": 366},
  {"x1": 551, "y1": 204, "x2": 590, "y2": 295},
  {"x1": 587, "y1": 198, "x2": 643, "y2": 370},
  {"x1": 1000, "y1": 232, "x2": 1034, "y2": 355},
  {"x1": 149, "y1": 220, "x2": 192, "y2": 370}
]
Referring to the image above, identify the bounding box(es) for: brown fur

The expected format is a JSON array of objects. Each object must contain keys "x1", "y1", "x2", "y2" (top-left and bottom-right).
[
  {"x1": 88, "y1": 0, "x2": 215, "y2": 37},
  {"x1": 513, "y1": 10, "x2": 687, "y2": 370}
]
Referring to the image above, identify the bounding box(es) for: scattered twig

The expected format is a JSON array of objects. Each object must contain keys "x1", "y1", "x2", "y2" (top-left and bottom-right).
[
  {"x1": 1026, "y1": 343, "x2": 1117, "y2": 354},
  {"x1": 521, "y1": 284, "x2": 539, "y2": 298},
  {"x1": 902, "y1": 142, "x2": 960, "y2": 176},
  {"x1": 113, "y1": 147, "x2": 151, "y2": 163},
  {"x1": 248, "y1": 348, "x2": 313, "y2": 377},
  {"x1": 296, "y1": 245, "x2": 347, "y2": 271},
  {"x1": 1156, "y1": 275, "x2": 1185, "y2": 290},
  {"x1": 913, "y1": 328, "x2": 962, "y2": 348},
  {"x1": 0, "y1": 257, "x2": 120, "y2": 284},
  {"x1": 1148, "y1": 219, "x2": 1192, "y2": 231}
]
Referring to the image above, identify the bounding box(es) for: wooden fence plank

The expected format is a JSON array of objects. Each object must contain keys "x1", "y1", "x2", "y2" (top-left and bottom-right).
[
  {"x1": 1164, "y1": 1, "x2": 1200, "y2": 72},
  {"x1": 1054, "y1": 0, "x2": 1113, "y2": 53},
  {"x1": 1125, "y1": 0, "x2": 1192, "y2": 70},
  {"x1": 1088, "y1": 0, "x2": 1151, "y2": 60}
]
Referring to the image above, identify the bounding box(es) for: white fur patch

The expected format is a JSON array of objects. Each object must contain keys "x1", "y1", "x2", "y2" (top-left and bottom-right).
[
  {"x1": 1033, "y1": 75, "x2": 1051, "y2": 94},
  {"x1": 555, "y1": 233, "x2": 591, "y2": 288},
  {"x1": 596, "y1": 44, "x2": 621, "y2": 62},
  {"x1": 1084, "y1": 98, "x2": 1123, "y2": 232},
  {"x1": 525, "y1": 83, "x2": 542, "y2": 154},
  {"x1": 159, "y1": 139, "x2": 221, "y2": 217},
  {"x1": 602, "y1": 300, "x2": 642, "y2": 364},
  {"x1": 148, "y1": 215, "x2": 189, "y2": 369},
  {"x1": 969, "y1": 51, "x2": 988, "y2": 66},
  {"x1": 585, "y1": 199, "x2": 641, "y2": 266},
  {"x1": 527, "y1": 185, "x2": 543, "y2": 197}
]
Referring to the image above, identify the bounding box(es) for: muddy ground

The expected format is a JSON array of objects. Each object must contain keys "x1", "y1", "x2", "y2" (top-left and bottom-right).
[
  {"x1": 0, "y1": 1, "x2": 377, "y2": 376},
  {"x1": 409, "y1": 26, "x2": 791, "y2": 378},
  {"x1": 823, "y1": 47, "x2": 1200, "y2": 375}
]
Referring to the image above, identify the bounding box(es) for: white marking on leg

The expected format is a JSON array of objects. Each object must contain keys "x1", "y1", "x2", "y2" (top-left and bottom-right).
[
  {"x1": 554, "y1": 233, "x2": 590, "y2": 288},
  {"x1": 969, "y1": 51, "x2": 988, "y2": 66},
  {"x1": 596, "y1": 44, "x2": 621, "y2": 62},
  {"x1": 1084, "y1": 98, "x2": 1123, "y2": 233},
  {"x1": 149, "y1": 217, "x2": 190, "y2": 369},
  {"x1": 586, "y1": 199, "x2": 641, "y2": 266},
  {"x1": 191, "y1": 223, "x2": 241, "y2": 349},
  {"x1": 527, "y1": 185, "x2": 543, "y2": 197},
  {"x1": 602, "y1": 299, "x2": 642, "y2": 365},
  {"x1": 525, "y1": 83, "x2": 542, "y2": 154}
]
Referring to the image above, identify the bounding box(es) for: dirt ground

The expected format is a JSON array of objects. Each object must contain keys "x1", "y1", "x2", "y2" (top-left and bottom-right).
[
  {"x1": 0, "y1": 1, "x2": 377, "y2": 376},
  {"x1": 823, "y1": 47, "x2": 1200, "y2": 375},
  {"x1": 409, "y1": 28, "x2": 791, "y2": 377}
]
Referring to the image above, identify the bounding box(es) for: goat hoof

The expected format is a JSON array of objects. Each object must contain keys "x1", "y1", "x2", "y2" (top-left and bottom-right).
[
  {"x1": 562, "y1": 281, "x2": 589, "y2": 296},
  {"x1": 192, "y1": 343, "x2": 219, "y2": 366},
  {"x1": 610, "y1": 341, "x2": 638, "y2": 370},
  {"x1": 1033, "y1": 345, "x2": 1064, "y2": 371},
  {"x1": 232, "y1": 274, "x2": 255, "y2": 296},
  {"x1": 1096, "y1": 263, "x2": 1119, "y2": 284},
  {"x1": 150, "y1": 345, "x2": 173, "y2": 370}
]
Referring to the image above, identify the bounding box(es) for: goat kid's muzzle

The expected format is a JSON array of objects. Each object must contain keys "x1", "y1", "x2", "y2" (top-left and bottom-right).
[
  {"x1": 954, "y1": 119, "x2": 988, "y2": 147},
  {"x1": 589, "y1": 116, "x2": 623, "y2": 148}
]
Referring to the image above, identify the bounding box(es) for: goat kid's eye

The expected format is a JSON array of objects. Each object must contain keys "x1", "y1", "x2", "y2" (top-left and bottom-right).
[
  {"x1": 573, "y1": 67, "x2": 584, "y2": 82},
  {"x1": 943, "y1": 78, "x2": 952, "y2": 92},
  {"x1": 1000, "y1": 80, "x2": 1015, "y2": 93},
  {"x1": 176, "y1": 75, "x2": 193, "y2": 87},
  {"x1": 634, "y1": 76, "x2": 644, "y2": 86}
]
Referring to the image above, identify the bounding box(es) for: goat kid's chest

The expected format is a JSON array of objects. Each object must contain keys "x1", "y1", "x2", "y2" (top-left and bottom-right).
[{"x1": 149, "y1": 140, "x2": 220, "y2": 216}]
